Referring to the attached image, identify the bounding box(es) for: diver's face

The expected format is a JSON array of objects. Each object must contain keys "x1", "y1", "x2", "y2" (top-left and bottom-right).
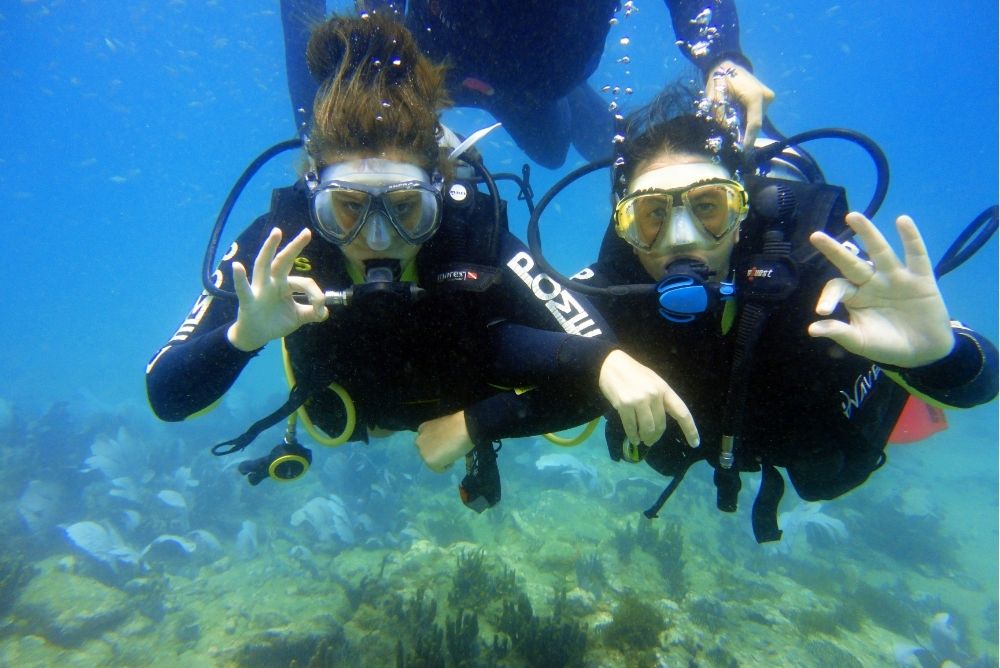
[
  {"x1": 627, "y1": 154, "x2": 741, "y2": 281},
  {"x1": 314, "y1": 150, "x2": 434, "y2": 273}
]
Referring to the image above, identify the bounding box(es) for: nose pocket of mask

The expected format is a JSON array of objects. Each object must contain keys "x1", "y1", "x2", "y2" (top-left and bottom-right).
[{"x1": 364, "y1": 212, "x2": 393, "y2": 251}]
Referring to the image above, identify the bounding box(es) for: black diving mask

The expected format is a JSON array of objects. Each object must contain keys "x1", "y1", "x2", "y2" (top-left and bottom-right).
[{"x1": 306, "y1": 166, "x2": 443, "y2": 248}]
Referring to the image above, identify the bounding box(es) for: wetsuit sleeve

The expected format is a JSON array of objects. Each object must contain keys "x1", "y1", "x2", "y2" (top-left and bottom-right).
[
  {"x1": 280, "y1": 0, "x2": 325, "y2": 139},
  {"x1": 145, "y1": 217, "x2": 273, "y2": 422},
  {"x1": 490, "y1": 232, "x2": 616, "y2": 378},
  {"x1": 886, "y1": 323, "x2": 999, "y2": 409},
  {"x1": 462, "y1": 233, "x2": 619, "y2": 443},
  {"x1": 665, "y1": 0, "x2": 751, "y2": 72}
]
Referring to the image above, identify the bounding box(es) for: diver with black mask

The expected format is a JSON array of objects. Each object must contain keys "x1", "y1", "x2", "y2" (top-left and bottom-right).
[
  {"x1": 542, "y1": 87, "x2": 998, "y2": 542},
  {"x1": 145, "y1": 14, "x2": 697, "y2": 512}
]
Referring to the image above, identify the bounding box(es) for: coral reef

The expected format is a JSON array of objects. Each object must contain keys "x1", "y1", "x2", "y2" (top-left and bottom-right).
[
  {"x1": 497, "y1": 591, "x2": 587, "y2": 667},
  {"x1": 574, "y1": 552, "x2": 606, "y2": 598},
  {"x1": 612, "y1": 518, "x2": 687, "y2": 598},
  {"x1": 602, "y1": 594, "x2": 665, "y2": 652},
  {"x1": 0, "y1": 555, "x2": 37, "y2": 616},
  {"x1": 447, "y1": 549, "x2": 518, "y2": 613}
]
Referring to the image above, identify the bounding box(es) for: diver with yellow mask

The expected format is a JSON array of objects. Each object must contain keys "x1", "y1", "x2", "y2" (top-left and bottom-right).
[{"x1": 532, "y1": 89, "x2": 998, "y2": 541}]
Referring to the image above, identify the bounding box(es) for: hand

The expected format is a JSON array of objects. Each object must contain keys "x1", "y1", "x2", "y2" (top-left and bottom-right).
[
  {"x1": 808, "y1": 212, "x2": 954, "y2": 368},
  {"x1": 706, "y1": 60, "x2": 775, "y2": 148},
  {"x1": 416, "y1": 411, "x2": 475, "y2": 473},
  {"x1": 227, "y1": 228, "x2": 329, "y2": 351},
  {"x1": 598, "y1": 350, "x2": 700, "y2": 448}
]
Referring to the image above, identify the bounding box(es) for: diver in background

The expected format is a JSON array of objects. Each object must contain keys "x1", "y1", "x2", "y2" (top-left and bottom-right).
[
  {"x1": 280, "y1": 0, "x2": 774, "y2": 167},
  {"x1": 574, "y1": 92, "x2": 998, "y2": 540},
  {"x1": 147, "y1": 14, "x2": 697, "y2": 510}
]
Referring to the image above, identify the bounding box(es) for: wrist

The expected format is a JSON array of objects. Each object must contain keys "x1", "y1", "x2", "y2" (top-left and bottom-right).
[{"x1": 227, "y1": 321, "x2": 264, "y2": 352}]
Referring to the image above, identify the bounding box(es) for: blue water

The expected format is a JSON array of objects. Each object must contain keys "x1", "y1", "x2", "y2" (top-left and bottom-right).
[{"x1": 0, "y1": 1, "x2": 996, "y2": 665}]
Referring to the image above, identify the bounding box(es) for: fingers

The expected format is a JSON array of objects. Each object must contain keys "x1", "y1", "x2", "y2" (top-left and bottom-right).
[
  {"x1": 808, "y1": 318, "x2": 863, "y2": 352},
  {"x1": 809, "y1": 229, "x2": 876, "y2": 286},
  {"x1": 743, "y1": 98, "x2": 763, "y2": 148},
  {"x1": 895, "y1": 215, "x2": 934, "y2": 277},
  {"x1": 618, "y1": 406, "x2": 640, "y2": 446},
  {"x1": 844, "y1": 212, "x2": 901, "y2": 273},
  {"x1": 662, "y1": 386, "x2": 699, "y2": 448},
  {"x1": 287, "y1": 276, "x2": 329, "y2": 322},
  {"x1": 814, "y1": 277, "x2": 856, "y2": 315},
  {"x1": 252, "y1": 228, "x2": 283, "y2": 291},
  {"x1": 634, "y1": 399, "x2": 667, "y2": 448},
  {"x1": 273, "y1": 228, "x2": 312, "y2": 278},
  {"x1": 231, "y1": 261, "x2": 252, "y2": 304}
]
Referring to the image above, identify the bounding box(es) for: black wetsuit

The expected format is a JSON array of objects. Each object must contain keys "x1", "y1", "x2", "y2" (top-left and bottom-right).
[
  {"x1": 577, "y1": 194, "x2": 999, "y2": 536},
  {"x1": 146, "y1": 181, "x2": 615, "y2": 447},
  {"x1": 281, "y1": 0, "x2": 748, "y2": 167}
]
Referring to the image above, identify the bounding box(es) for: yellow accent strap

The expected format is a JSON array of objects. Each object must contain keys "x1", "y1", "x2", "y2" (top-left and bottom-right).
[
  {"x1": 543, "y1": 418, "x2": 600, "y2": 447},
  {"x1": 882, "y1": 370, "x2": 952, "y2": 410},
  {"x1": 281, "y1": 340, "x2": 357, "y2": 446}
]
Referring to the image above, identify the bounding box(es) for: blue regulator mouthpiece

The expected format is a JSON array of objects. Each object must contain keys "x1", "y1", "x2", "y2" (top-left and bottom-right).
[{"x1": 656, "y1": 259, "x2": 735, "y2": 323}]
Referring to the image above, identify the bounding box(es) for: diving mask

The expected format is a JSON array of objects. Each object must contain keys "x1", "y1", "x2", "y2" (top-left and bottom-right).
[
  {"x1": 614, "y1": 163, "x2": 749, "y2": 252},
  {"x1": 306, "y1": 159, "x2": 444, "y2": 248}
]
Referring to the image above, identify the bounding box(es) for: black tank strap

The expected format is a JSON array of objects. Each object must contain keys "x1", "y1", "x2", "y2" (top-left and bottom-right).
[{"x1": 211, "y1": 384, "x2": 312, "y2": 456}]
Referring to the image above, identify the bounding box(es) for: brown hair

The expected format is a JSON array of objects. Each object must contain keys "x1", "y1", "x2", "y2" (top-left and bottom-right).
[{"x1": 306, "y1": 14, "x2": 451, "y2": 172}]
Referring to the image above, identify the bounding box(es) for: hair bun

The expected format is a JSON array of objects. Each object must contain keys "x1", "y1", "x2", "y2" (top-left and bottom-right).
[{"x1": 307, "y1": 15, "x2": 417, "y2": 87}]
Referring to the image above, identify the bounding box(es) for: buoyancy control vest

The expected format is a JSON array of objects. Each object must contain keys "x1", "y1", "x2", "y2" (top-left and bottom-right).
[
  {"x1": 605, "y1": 175, "x2": 896, "y2": 543},
  {"x1": 212, "y1": 176, "x2": 509, "y2": 456}
]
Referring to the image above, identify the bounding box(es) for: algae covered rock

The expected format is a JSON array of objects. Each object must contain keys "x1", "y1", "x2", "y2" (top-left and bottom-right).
[{"x1": 13, "y1": 570, "x2": 131, "y2": 646}]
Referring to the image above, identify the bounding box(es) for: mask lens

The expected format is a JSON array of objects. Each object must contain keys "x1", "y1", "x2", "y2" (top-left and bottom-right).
[
  {"x1": 384, "y1": 187, "x2": 440, "y2": 241},
  {"x1": 312, "y1": 187, "x2": 372, "y2": 243},
  {"x1": 615, "y1": 192, "x2": 674, "y2": 251},
  {"x1": 684, "y1": 183, "x2": 740, "y2": 237}
]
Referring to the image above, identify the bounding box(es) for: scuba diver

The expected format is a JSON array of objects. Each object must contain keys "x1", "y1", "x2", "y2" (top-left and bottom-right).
[
  {"x1": 280, "y1": 0, "x2": 775, "y2": 167},
  {"x1": 145, "y1": 14, "x2": 697, "y2": 512},
  {"x1": 560, "y1": 90, "x2": 999, "y2": 542}
]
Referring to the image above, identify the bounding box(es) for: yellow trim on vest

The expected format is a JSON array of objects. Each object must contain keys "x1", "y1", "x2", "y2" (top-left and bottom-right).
[
  {"x1": 281, "y1": 339, "x2": 356, "y2": 446},
  {"x1": 543, "y1": 418, "x2": 600, "y2": 447},
  {"x1": 882, "y1": 370, "x2": 952, "y2": 410},
  {"x1": 721, "y1": 299, "x2": 737, "y2": 335}
]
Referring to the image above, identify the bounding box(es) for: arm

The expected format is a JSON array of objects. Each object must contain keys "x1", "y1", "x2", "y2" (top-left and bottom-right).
[
  {"x1": 809, "y1": 212, "x2": 998, "y2": 408},
  {"x1": 664, "y1": 1, "x2": 774, "y2": 147},
  {"x1": 415, "y1": 235, "x2": 699, "y2": 471},
  {"x1": 145, "y1": 218, "x2": 328, "y2": 421}
]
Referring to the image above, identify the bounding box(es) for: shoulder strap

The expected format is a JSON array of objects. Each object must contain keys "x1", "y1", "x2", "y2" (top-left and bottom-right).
[{"x1": 417, "y1": 181, "x2": 506, "y2": 288}]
